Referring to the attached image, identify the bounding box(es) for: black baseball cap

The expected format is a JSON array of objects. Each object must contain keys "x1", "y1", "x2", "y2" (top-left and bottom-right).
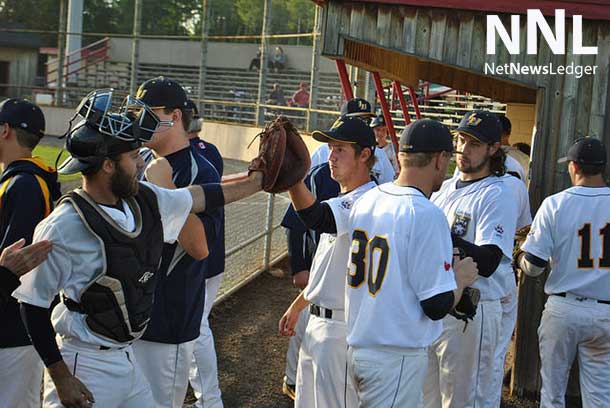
[
  {"x1": 498, "y1": 115, "x2": 511, "y2": 134},
  {"x1": 370, "y1": 114, "x2": 386, "y2": 128},
  {"x1": 557, "y1": 137, "x2": 607, "y2": 165},
  {"x1": 135, "y1": 77, "x2": 188, "y2": 110},
  {"x1": 312, "y1": 116, "x2": 375, "y2": 148},
  {"x1": 340, "y1": 98, "x2": 376, "y2": 119},
  {"x1": 399, "y1": 119, "x2": 454, "y2": 153},
  {"x1": 454, "y1": 110, "x2": 502, "y2": 144},
  {"x1": 0, "y1": 98, "x2": 45, "y2": 138},
  {"x1": 185, "y1": 99, "x2": 199, "y2": 116}
]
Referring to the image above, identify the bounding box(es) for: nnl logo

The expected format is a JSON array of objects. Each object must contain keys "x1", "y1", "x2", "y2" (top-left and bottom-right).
[{"x1": 486, "y1": 10, "x2": 598, "y2": 55}]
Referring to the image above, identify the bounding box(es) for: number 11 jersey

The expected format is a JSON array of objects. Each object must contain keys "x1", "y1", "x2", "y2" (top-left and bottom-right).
[{"x1": 522, "y1": 186, "x2": 610, "y2": 299}]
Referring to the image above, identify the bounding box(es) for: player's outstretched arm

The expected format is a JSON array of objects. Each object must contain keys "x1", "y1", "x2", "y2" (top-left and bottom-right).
[
  {"x1": 287, "y1": 181, "x2": 316, "y2": 211},
  {"x1": 188, "y1": 171, "x2": 264, "y2": 214}
]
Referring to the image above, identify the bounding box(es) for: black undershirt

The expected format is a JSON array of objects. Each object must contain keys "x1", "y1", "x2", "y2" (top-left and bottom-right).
[
  {"x1": 20, "y1": 303, "x2": 62, "y2": 367},
  {"x1": 420, "y1": 291, "x2": 455, "y2": 320}
]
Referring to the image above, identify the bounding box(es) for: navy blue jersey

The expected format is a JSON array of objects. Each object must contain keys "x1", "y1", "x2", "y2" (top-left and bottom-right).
[
  {"x1": 281, "y1": 163, "x2": 340, "y2": 274},
  {"x1": 190, "y1": 137, "x2": 225, "y2": 279},
  {"x1": 142, "y1": 145, "x2": 222, "y2": 344},
  {"x1": 0, "y1": 158, "x2": 61, "y2": 348}
]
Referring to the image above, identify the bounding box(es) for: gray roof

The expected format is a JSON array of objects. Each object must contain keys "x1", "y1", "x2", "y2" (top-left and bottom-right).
[{"x1": 0, "y1": 22, "x2": 43, "y2": 49}]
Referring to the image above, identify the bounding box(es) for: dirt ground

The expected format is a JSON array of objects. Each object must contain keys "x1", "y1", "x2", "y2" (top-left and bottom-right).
[{"x1": 192, "y1": 258, "x2": 556, "y2": 408}]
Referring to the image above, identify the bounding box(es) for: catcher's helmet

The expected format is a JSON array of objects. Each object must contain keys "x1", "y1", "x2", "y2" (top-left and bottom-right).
[{"x1": 58, "y1": 118, "x2": 141, "y2": 175}]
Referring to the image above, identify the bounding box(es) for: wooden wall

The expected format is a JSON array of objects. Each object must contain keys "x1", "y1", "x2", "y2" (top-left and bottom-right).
[
  {"x1": 321, "y1": 1, "x2": 610, "y2": 204},
  {"x1": 0, "y1": 48, "x2": 38, "y2": 97}
]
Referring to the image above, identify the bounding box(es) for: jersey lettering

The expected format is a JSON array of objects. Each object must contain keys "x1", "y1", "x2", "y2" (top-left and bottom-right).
[
  {"x1": 348, "y1": 230, "x2": 390, "y2": 296},
  {"x1": 578, "y1": 222, "x2": 610, "y2": 269}
]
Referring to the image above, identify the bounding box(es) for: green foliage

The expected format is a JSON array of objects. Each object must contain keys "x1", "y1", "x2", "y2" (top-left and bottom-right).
[{"x1": 0, "y1": 0, "x2": 316, "y2": 45}]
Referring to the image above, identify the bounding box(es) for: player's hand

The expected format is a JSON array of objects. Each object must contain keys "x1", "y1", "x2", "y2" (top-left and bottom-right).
[
  {"x1": 145, "y1": 157, "x2": 175, "y2": 189},
  {"x1": 453, "y1": 256, "x2": 478, "y2": 289},
  {"x1": 48, "y1": 362, "x2": 95, "y2": 408},
  {"x1": 0, "y1": 239, "x2": 52, "y2": 277},
  {"x1": 278, "y1": 306, "x2": 300, "y2": 337},
  {"x1": 292, "y1": 270, "x2": 309, "y2": 289}
]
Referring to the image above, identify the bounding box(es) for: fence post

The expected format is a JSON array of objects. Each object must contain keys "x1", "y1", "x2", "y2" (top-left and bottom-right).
[
  {"x1": 55, "y1": 0, "x2": 67, "y2": 106},
  {"x1": 129, "y1": 0, "x2": 142, "y2": 95},
  {"x1": 263, "y1": 193, "x2": 275, "y2": 270},
  {"x1": 307, "y1": 5, "x2": 322, "y2": 132},
  {"x1": 197, "y1": 0, "x2": 210, "y2": 113},
  {"x1": 255, "y1": 0, "x2": 272, "y2": 126}
]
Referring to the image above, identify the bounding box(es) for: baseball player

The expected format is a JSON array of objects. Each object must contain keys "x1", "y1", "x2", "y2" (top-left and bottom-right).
[
  {"x1": 425, "y1": 110, "x2": 519, "y2": 408},
  {"x1": 280, "y1": 161, "x2": 340, "y2": 399},
  {"x1": 0, "y1": 98, "x2": 60, "y2": 408},
  {"x1": 518, "y1": 137, "x2": 610, "y2": 408},
  {"x1": 310, "y1": 98, "x2": 395, "y2": 184},
  {"x1": 186, "y1": 100, "x2": 226, "y2": 408},
  {"x1": 12, "y1": 92, "x2": 269, "y2": 408},
  {"x1": 345, "y1": 119, "x2": 479, "y2": 407},
  {"x1": 370, "y1": 114, "x2": 399, "y2": 175},
  {"x1": 129, "y1": 77, "x2": 222, "y2": 408},
  {"x1": 278, "y1": 117, "x2": 378, "y2": 407}
]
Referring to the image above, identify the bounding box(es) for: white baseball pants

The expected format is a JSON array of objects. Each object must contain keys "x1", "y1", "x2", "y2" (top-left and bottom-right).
[
  {"x1": 189, "y1": 273, "x2": 224, "y2": 408},
  {"x1": 490, "y1": 283, "x2": 518, "y2": 407},
  {"x1": 424, "y1": 299, "x2": 502, "y2": 408},
  {"x1": 348, "y1": 346, "x2": 428, "y2": 408},
  {"x1": 0, "y1": 345, "x2": 43, "y2": 408},
  {"x1": 538, "y1": 294, "x2": 610, "y2": 408},
  {"x1": 44, "y1": 339, "x2": 153, "y2": 407},
  {"x1": 284, "y1": 306, "x2": 310, "y2": 385},
  {"x1": 295, "y1": 313, "x2": 358, "y2": 408},
  {"x1": 133, "y1": 339, "x2": 195, "y2": 408}
]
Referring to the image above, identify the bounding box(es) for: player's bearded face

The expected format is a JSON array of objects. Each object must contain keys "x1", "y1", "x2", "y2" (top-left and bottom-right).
[
  {"x1": 455, "y1": 134, "x2": 491, "y2": 174},
  {"x1": 110, "y1": 152, "x2": 141, "y2": 198}
]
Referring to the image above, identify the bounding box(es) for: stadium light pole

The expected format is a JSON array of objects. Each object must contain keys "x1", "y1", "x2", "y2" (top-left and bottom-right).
[
  {"x1": 197, "y1": 0, "x2": 210, "y2": 114},
  {"x1": 55, "y1": 0, "x2": 67, "y2": 106},
  {"x1": 255, "y1": 0, "x2": 272, "y2": 126},
  {"x1": 129, "y1": 0, "x2": 142, "y2": 95}
]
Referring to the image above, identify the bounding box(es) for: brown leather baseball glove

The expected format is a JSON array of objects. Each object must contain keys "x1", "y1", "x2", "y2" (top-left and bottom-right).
[{"x1": 248, "y1": 116, "x2": 310, "y2": 193}]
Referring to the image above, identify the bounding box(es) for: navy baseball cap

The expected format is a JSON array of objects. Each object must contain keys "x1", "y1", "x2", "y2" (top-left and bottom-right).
[
  {"x1": 454, "y1": 110, "x2": 502, "y2": 144},
  {"x1": 557, "y1": 137, "x2": 607, "y2": 165},
  {"x1": 370, "y1": 114, "x2": 386, "y2": 128},
  {"x1": 312, "y1": 116, "x2": 375, "y2": 148},
  {"x1": 0, "y1": 98, "x2": 45, "y2": 138},
  {"x1": 399, "y1": 119, "x2": 454, "y2": 153},
  {"x1": 498, "y1": 115, "x2": 512, "y2": 134},
  {"x1": 136, "y1": 77, "x2": 188, "y2": 110},
  {"x1": 340, "y1": 98, "x2": 375, "y2": 119}
]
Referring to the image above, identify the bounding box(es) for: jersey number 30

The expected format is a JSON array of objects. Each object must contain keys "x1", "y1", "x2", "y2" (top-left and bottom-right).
[{"x1": 348, "y1": 230, "x2": 389, "y2": 296}]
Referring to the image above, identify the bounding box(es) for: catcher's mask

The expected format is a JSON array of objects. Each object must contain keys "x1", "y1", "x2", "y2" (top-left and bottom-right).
[{"x1": 121, "y1": 94, "x2": 174, "y2": 140}]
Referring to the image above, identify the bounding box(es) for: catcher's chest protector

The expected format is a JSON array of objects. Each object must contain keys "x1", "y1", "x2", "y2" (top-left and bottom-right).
[{"x1": 60, "y1": 184, "x2": 163, "y2": 343}]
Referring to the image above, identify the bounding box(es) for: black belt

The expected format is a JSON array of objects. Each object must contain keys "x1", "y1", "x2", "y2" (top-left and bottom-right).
[
  {"x1": 555, "y1": 292, "x2": 610, "y2": 305},
  {"x1": 309, "y1": 304, "x2": 333, "y2": 319}
]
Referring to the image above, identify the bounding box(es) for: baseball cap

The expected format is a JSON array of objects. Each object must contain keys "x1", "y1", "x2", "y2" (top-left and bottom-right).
[
  {"x1": 185, "y1": 99, "x2": 199, "y2": 117},
  {"x1": 0, "y1": 98, "x2": 45, "y2": 138},
  {"x1": 454, "y1": 110, "x2": 502, "y2": 144},
  {"x1": 498, "y1": 115, "x2": 512, "y2": 134},
  {"x1": 312, "y1": 116, "x2": 375, "y2": 148},
  {"x1": 135, "y1": 76, "x2": 188, "y2": 110},
  {"x1": 370, "y1": 114, "x2": 386, "y2": 128},
  {"x1": 557, "y1": 137, "x2": 607, "y2": 165},
  {"x1": 399, "y1": 119, "x2": 454, "y2": 153},
  {"x1": 340, "y1": 98, "x2": 376, "y2": 119}
]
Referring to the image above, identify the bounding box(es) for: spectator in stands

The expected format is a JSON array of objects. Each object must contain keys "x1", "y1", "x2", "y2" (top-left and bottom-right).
[
  {"x1": 267, "y1": 83, "x2": 286, "y2": 106},
  {"x1": 370, "y1": 114, "x2": 399, "y2": 176},
  {"x1": 249, "y1": 48, "x2": 262, "y2": 71},
  {"x1": 272, "y1": 47, "x2": 287, "y2": 72},
  {"x1": 288, "y1": 81, "x2": 309, "y2": 108}
]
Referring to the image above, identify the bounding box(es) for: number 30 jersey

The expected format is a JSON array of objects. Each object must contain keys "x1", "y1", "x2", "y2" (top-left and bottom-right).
[
  {"x1": 345, "y1": 184, "x2": 457, "y2": 350},
  {"x1": 522, "y1": 186, "x2": 610, "y2": 299}
]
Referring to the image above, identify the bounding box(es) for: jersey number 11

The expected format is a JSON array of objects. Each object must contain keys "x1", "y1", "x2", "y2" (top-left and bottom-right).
[{"x1": 577, "y1": 223, "x2": 610, "y2": 268}]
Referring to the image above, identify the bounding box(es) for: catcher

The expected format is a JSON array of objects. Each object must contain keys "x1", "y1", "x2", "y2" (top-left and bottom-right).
[{"x1": 14, "y1": 89, "x2": 309, "y2": 408}]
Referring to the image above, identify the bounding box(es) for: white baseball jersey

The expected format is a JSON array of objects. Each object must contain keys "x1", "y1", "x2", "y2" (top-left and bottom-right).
[
  {"x1": 504, "y1": 152, "x2": 526, "y2": 182},
  {"x1": 432, "y1": 176, "x2": 518, "y2": 300},
  {"x1": 501, "y1": 174, "x2": 532, "y2": 230},
  {"x1": 310, "y1": 144, "x2": 395, "y2": 184},
  {"x1": 346, "y1": 184, "x2": 457, "y2": 349},
  {"x1": 302, "y1": 181, "x2": 376, "y2": 311},
  {"x1": 522, "y1": 186, "x2": 610, "y2": 299},
  {"x1": 381, "y1": 143, "x2": 399, "y2": 175},
  {"x1": 13, "y1": 183, "x2": 193, "y2": 348}
]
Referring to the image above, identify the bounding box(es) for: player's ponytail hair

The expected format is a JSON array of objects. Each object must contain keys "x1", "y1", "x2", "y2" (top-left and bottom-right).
[{"x1": 489, "y1": 145, "x2": 506, "y2": 176}]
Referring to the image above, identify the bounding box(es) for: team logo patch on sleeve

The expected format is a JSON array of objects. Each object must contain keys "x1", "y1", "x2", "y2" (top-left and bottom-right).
[
  {"x1": 451, "y1": 212, "x2": 471, "y2": 237},
  {"x1": 444, "y1": 261, "x2": 451, "y2": 271},
  {"x1": 494, "y1": 224, "x2": 504, "y2": 236},
  {"x1": 341, "y1": 199, "x2": 352, "y2": 210}
]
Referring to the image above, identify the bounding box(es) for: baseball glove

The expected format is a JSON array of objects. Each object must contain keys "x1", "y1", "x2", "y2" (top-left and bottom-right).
[
  {"x1": 450, "y1": 287, "x2": 480, "y2": 324},
  {"x1": 248, "y1": 116, "x2": 310, "y2": 194}
]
